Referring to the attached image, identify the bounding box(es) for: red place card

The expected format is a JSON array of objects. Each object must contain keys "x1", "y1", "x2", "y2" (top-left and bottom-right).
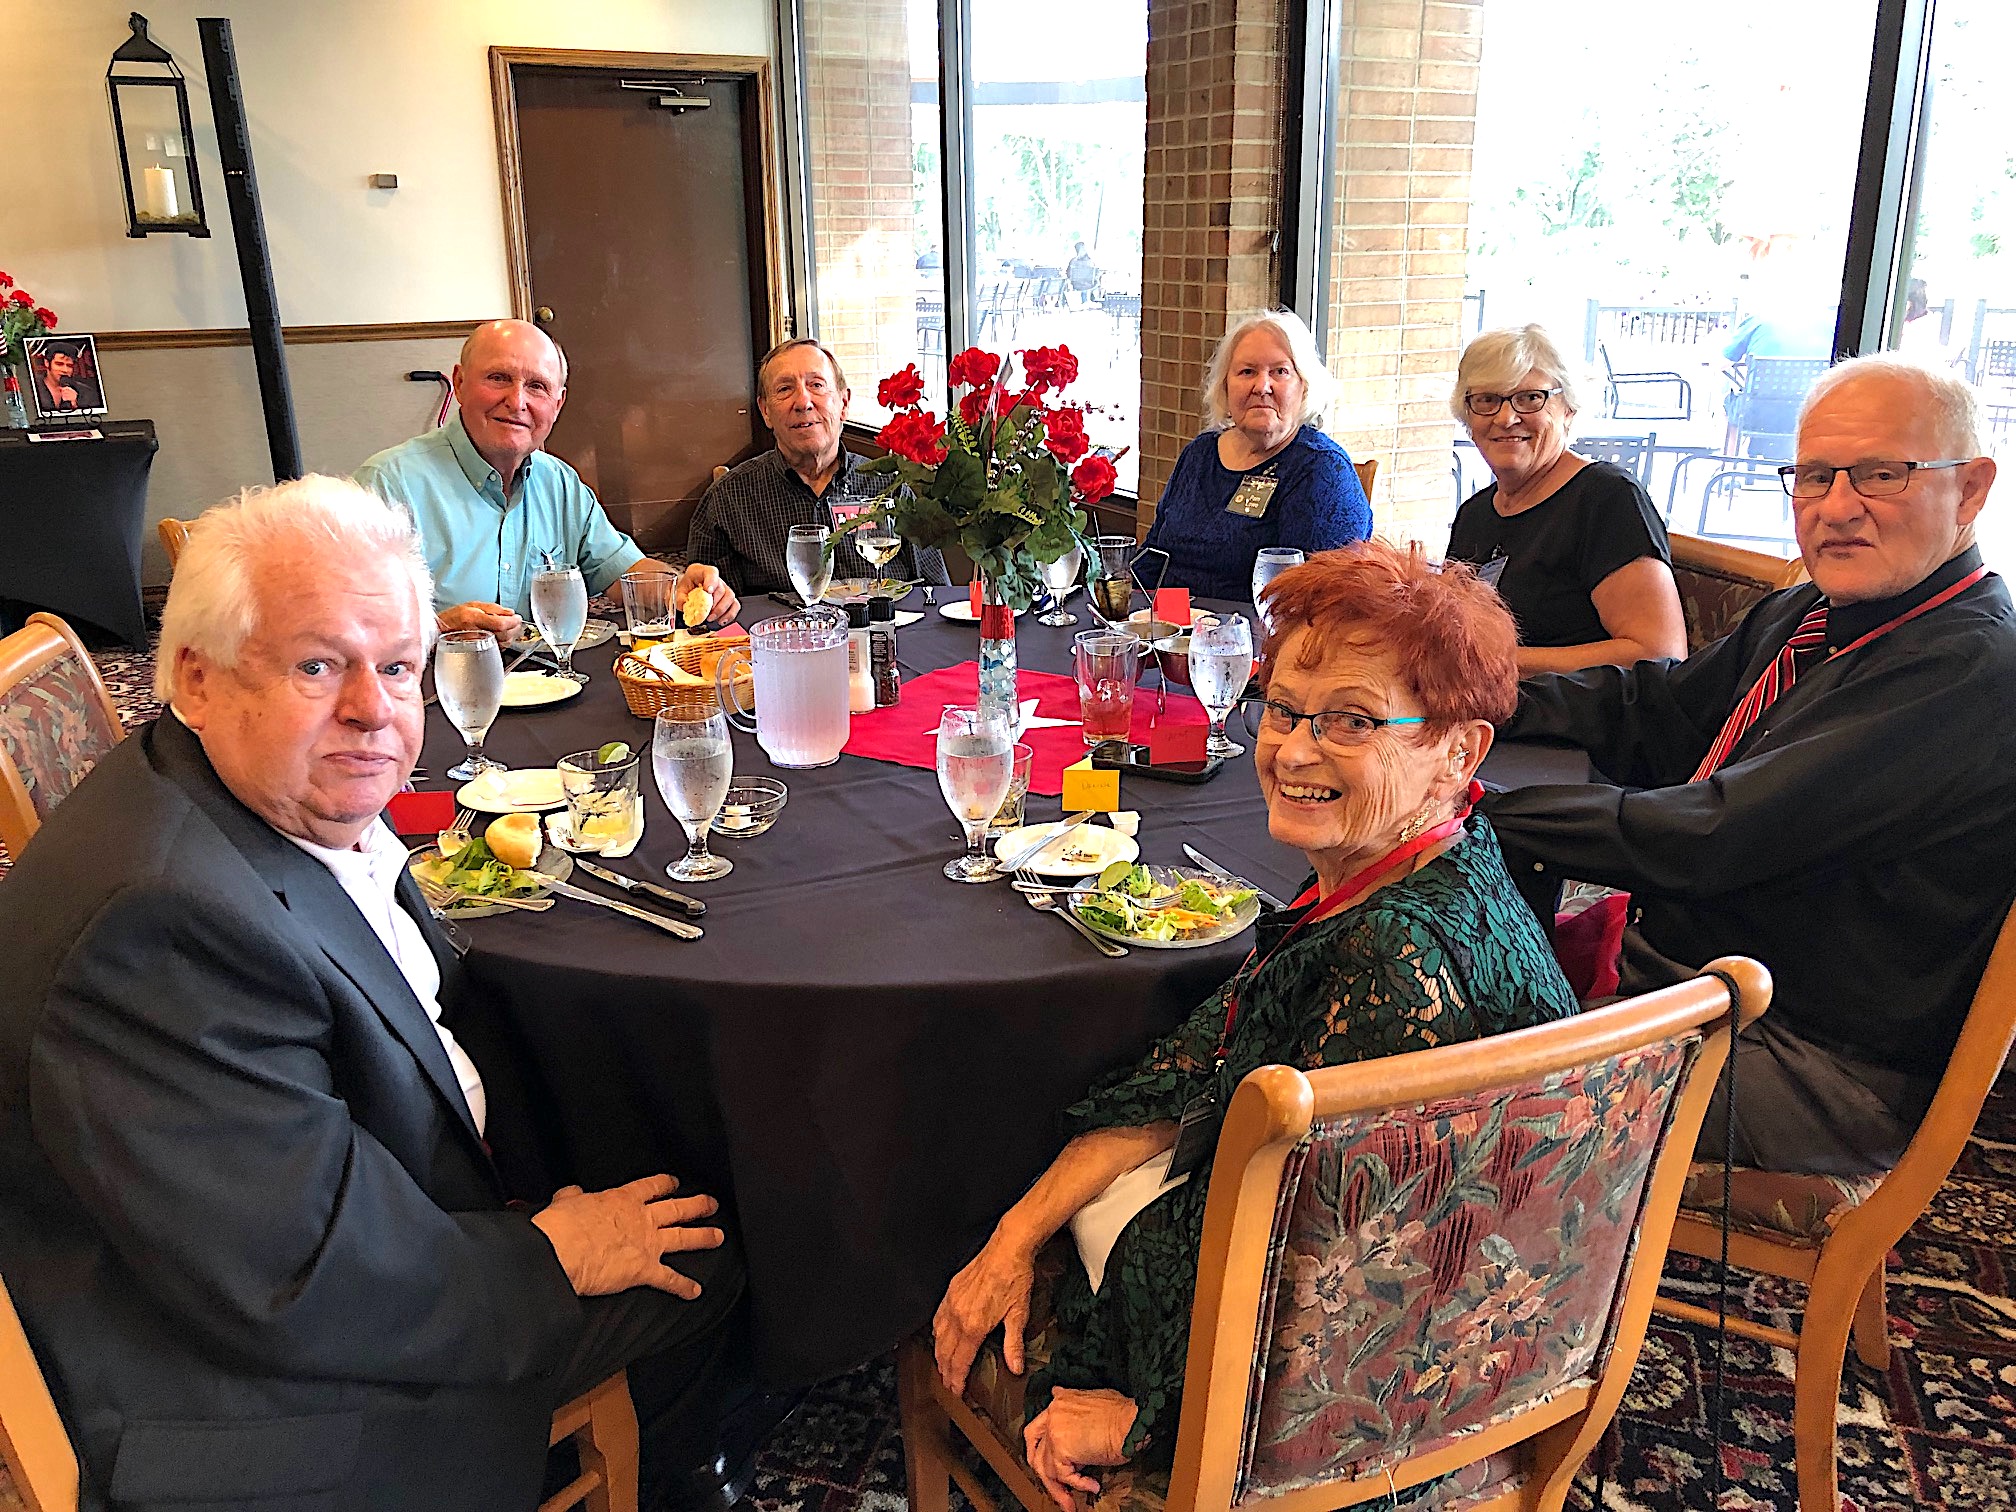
[
  {"x1": 386, "y1": 790, "x2": 456, "y2": 837},
  {"x1": 1148, "y1": 718, "x2": 1209, "y2": 764},
  {"x1": 1154, "y1": 587, "x2": 1192, "y2": 626}
]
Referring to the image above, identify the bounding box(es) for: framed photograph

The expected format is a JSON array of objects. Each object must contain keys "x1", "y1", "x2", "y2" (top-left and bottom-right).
[{"x1": 23, "y1": 334, "x2": 109, "y2": 424}]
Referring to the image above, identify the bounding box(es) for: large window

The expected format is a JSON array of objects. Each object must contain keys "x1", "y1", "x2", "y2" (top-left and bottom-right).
[{"x1": 797, "y1": 0, "x2": 1146, "y2": 491}]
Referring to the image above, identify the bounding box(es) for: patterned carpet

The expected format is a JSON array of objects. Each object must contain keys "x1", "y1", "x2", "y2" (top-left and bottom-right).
[{"x1": 16, "y1": 612, "x2": 2016, "y2": 1509}]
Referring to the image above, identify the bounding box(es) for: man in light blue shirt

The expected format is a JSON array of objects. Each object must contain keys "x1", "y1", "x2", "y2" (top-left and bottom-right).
[{"x1": 356, "y1": 320, "x2": 735, "y2": 638}]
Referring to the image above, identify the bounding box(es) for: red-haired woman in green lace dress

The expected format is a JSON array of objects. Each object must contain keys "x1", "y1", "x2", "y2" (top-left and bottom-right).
[{"x1": 931, "y1": 541, "x2": 1579, "y2": 1511}]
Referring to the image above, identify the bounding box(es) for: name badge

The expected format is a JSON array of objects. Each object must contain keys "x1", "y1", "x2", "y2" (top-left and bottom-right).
[
  {"x1": 1225, "y1": 475, "x2": 1278, "y2": 519},
  {"x1": 1475, "y1": 556, "x2": 1508, "y2": 590}
]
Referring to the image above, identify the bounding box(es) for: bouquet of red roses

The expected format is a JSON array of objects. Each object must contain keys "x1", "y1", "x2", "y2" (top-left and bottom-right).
[
  {"x1": 852, "y1": 343, "x2": 1121, "y2": 610},
  {"x1": 0, "y1": 270, "x2": 60, "y2": 418}
]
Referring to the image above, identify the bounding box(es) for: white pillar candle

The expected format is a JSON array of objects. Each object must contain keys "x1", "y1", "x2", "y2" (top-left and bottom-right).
[{"x1": 140, "y1": 165, "x2": 179, "y2": 221}]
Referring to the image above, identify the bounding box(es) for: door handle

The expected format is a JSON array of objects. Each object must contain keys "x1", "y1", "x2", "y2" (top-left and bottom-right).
[{"x1": 534, "y1": 306, "x2": 556, "y2": 324}]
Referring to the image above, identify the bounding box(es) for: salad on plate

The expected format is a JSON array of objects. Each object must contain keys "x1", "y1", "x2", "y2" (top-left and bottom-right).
[{"x1": 1069, "y1": 863, "x2": 1260, "y2": 946}]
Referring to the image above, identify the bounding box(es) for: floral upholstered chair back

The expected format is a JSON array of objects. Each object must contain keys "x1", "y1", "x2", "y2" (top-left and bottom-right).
[
  {"x1": 1668, "y1": 533, "x2": 1807, "y2": 655},
  {"x1": 0, "y1": 614, "x2": 125, "y2": 859},
  {"x1": 1233, "y1": 1037, "x2": 1700, "y2": 1501}
]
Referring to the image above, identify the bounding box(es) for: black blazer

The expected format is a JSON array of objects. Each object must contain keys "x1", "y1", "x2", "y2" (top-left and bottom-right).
[{"x1": 0, "y1": 717, "x2": 583, "y2": 1511}]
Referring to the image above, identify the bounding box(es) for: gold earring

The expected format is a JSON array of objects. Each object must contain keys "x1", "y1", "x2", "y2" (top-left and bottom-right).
[{"x1": 1398, "y1": 805, "x2": 1436, "y2": 843}]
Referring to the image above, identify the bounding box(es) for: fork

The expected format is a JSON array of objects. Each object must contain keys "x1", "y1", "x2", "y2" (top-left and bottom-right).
[
  {"x1": 415, "y1": 876, "x2": 555, "y2": 914},
  {"x1": 436, "y1": 808, "x2": 477, "y2": 854},
  {"x1": 1017, "y1": 869, "x2": 1127, "y2": 957}
]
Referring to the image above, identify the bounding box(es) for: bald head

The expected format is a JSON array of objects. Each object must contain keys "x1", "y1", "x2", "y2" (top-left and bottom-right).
[{"x1": 452, "y1": 320, "x2": 568, "y2": 487}]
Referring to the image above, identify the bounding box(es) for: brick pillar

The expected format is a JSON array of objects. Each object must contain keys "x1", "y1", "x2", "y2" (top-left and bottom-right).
[
  {"x1": 1323, "y1": 0, "x2": 1482, "y2": 551},
  {"x1": 1137, "y1": 0, "x2": 1291, "y2": 531},
  {"x1": 803, "y1": 0, "x2": 916, "y2": 406}
]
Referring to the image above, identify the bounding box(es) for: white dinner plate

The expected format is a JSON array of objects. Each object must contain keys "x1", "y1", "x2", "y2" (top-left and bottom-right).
[
  {"x1": 939, "y1": 601, "x2": 1029, "y2": 624},
  {"x1": 458, "y1": 768, "x2": 568, "y2": 814},
  {"x1": 1066, "y1": 865, "x2": 1263, "y2": 950},
  {"x1": 498, "y1": 671, "x2": 584, "y2": 708},
  {"x1": 993, "y1": 821, "x2": 1139, "y2": 877},
  {"x1": 407, "y1": 845, "x2": 572, "y2": 919}
]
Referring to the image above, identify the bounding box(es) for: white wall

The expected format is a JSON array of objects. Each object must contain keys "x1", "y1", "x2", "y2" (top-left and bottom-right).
[{"x1": 10, "y1": 0, "x2": 775, "y2": 331}]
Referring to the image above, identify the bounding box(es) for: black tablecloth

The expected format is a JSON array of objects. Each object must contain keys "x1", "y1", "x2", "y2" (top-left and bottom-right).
[
  {"x1": 429, "y1": 597, "x2": 1587, "y2": 1385},
  {"x1": 0, "y1": 422, "x2": 156, "y2": 647}
]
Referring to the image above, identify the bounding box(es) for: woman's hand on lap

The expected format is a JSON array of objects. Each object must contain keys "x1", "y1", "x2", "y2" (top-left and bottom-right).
[{"x1": 1024, "y1": 1389, "x2": 1137, "y2": 1512}]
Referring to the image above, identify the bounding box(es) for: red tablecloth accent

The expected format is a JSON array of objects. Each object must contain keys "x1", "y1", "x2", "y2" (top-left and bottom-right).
[{"x1": 841, "y1": 660, "x2": 1208, "y2": 795}]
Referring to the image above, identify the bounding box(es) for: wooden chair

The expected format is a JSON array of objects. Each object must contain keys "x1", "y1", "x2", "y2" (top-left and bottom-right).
[
  {"x1": 0, "y1": 613, "x2": 126, "y2": 860},
  {"x1": 156, "y1": 516, "x2": 192, "y2": 569},
  {"x1": 1655, "y1": 903, "x2": 2016, "y2": 1512},
  {"x1": 0, "y1": 1265, "x2": 637, "y2": 1512},
  {"x1": 1666, "y1": 531, "x2": 1807, "y2": 654},
  {"x1": 900, "y1": 959, "x2": 1770, "y2": 1512},
  {"x1": 1352, "y1": 456, "x2": 1377, "y2": 499}
]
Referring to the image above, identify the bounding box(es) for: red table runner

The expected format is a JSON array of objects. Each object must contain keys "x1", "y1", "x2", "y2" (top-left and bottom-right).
[{"x1": 841, "y1": 660, "x2": 1209, "y2": 795}]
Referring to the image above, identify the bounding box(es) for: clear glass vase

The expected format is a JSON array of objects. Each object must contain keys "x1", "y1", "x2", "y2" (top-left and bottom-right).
[{"x1": 976, "y1": 576, "x2": 1018, "y2": 733}]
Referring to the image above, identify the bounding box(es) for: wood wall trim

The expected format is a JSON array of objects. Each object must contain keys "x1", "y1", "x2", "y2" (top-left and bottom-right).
[
  {"x1": 486, "y1": 46, "x2": 786, "y2": 348},
  {"x1": 96, "y1": 321, "x2": 481, "y2": 352}
]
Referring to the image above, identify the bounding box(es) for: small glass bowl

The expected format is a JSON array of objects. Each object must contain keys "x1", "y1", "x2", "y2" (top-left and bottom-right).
[{"x1": 710, "y1": 776, "x2": 788, "y2": 838}]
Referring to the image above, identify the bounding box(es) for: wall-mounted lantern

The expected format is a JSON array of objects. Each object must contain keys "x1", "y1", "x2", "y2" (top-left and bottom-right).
[{"x1": 106, "y1": 13, "x2": 209, "y2": 238}]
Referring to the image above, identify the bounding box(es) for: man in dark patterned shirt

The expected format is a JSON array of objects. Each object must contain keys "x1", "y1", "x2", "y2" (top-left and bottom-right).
[{"x1": 685, "y1": 339, "x2": 950, "y2": 596}]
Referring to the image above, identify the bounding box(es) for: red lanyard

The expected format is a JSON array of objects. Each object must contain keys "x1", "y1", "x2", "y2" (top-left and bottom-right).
[
  {"x1": 1212, "y1": 780, "x2": 1481, "y2": 1061},
  {"x1": 1826, "y1": 564, "x2": 1988, "y2": 658}
]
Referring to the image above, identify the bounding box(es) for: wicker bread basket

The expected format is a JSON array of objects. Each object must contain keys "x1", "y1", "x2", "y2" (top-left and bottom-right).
[{"x1": 613, "y1": 634, "x2": 752, "y2": 720}]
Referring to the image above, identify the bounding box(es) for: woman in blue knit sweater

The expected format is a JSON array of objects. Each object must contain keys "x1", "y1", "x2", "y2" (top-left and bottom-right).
[{"x1": 1140, "y1": 309, "x2": 1372, "y2": 600}]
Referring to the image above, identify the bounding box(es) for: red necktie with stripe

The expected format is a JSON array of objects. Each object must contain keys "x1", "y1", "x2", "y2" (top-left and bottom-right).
[{"x1": 1691, "y1": 605, "x2": 1830, "y2": 781}]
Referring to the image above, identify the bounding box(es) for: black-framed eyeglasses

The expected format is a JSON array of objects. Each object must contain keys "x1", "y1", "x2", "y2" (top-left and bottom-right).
[
  {"x1": 1777, "y1": 458, "x2": 1971, "y2": 499},
  {"x1": 1463, "y1": 387, "x2": 1562, "y2": 418},
  {"x1": 1241, "y1": 697, "x2": 1426, "y2": 748}
]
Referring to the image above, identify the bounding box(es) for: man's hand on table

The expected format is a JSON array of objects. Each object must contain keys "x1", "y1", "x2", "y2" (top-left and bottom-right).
[
  {"x1": 532, "y1": 1173, "x2": 724, "y2": 1299},
  {"x1": 437, "y1": 600, "x2": 525, "y2": 642}
]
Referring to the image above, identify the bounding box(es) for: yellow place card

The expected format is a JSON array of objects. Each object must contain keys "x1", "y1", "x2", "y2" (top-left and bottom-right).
[{"x1": 1061, "y1": 757, "x2": 1120, "y2": 812}]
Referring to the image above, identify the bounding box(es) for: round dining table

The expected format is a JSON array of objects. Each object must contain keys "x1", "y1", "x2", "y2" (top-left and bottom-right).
[{"x1": 422, "y1": 589, "x2": 1587, "y2": 1387}]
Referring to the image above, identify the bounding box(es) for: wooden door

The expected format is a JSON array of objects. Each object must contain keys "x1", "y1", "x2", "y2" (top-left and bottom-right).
[{"x1": 494, "y1": 52, "x2": 781, "y2": 553}]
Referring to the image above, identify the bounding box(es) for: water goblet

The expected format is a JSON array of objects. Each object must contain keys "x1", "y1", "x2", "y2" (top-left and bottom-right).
[
  {"x1": 1187, "y1": 612, "x2": 1253, "y2": 759},
  {"x1": 434, "y1": 629, "x2": 505, "y2": 780},
  {"x1": 936, "y1": 705, "x2": 1014, "y2": 883},
  {"x1": 787, "y1": 524, "x2": 835, "y2": 608},
  {"x1": 1251, "y1": 546, "x2": 1304, "y2": 633},
  {"x1": 530, "y1": 563, "x2": 590, "y2": 683},
  {"x1": 1037, "y1": 544, "x2": 1084, "y2": 628},
  {"x1": 653, "y1": 710, "x2": 735, "y2": 881}
]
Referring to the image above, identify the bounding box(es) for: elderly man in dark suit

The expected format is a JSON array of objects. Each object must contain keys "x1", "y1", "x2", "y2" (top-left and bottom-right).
[{"x1": 0, "y1": 475, "x2": 740, "y2": 1511}]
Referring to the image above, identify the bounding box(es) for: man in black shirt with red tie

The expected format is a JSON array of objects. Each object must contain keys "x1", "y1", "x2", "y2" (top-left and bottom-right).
[{"x1": 1483, "y1": 356, "x2": 2016, "y2": 1176}]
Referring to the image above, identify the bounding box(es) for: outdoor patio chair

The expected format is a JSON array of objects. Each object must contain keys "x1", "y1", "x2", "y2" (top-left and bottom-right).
[
  {"x1": 1597, "y1": 342, "x2": 1691, "y2": 421},
  {"x1": 0, "y1": 1264, "x2": 640, "y2": 1512},
  {"x1": 1666, "y1": 532, "x2": 1805, "y2": 654},
  {"x1": 899, "y1": 959, "x2": 1769, "y2": 1512},
  {"x1": 1692, "y1": 466, "x2": 1795, "y2": 540},
  {"x1": 1725, "y1": 356, "x2": 1831, "y2": 460},
  {"x1": 0, "y1": 612, "x2": 125, "y2": 861},
  {"x1": 1572, "y1": 433, "x2": 1655, "y2": 487},
  {"x1": 1655, "y1": 898, "x2": 2016, "y2": 1512}
]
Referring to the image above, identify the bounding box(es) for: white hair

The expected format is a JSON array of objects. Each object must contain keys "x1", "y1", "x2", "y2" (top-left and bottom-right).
[
  {"x1": 1203, "y1": 308, "x2": 1337, "y2": 431},
  {"x1": 1450, "y1": 324, "x2": 1585, "y2": 424},
  {"x1": 1799, "y1": 354, "x2": 1985, "y2": 457},
  {"x1": 155, "y1": 474, "x2": 436, "y2": 703}
]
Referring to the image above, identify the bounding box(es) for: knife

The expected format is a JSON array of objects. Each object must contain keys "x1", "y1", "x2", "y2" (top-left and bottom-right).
[
  {"x1": 547, "y1": 878, "x2": 704, "y2": 940},
  {"x1": 1182, "y1": 844, "x2": 1286, "y2": 911},
  {"x1": 577, "y1": 858, "x2": 707, "y2": 917},
  {"x1": 995, "y1": 812, "x2": 1097, "y2": 875}
]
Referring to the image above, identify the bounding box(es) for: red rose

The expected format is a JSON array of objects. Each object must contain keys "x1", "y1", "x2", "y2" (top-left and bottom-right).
[
  {"x1": 877, "y1": 409, "x2": 948, "y2": 466},
  {"x1": 994, "y1": 388, "x2": 1038, "y2": 415},
  {"x1": 876, "y1": 363, "x2": 926, "y2": 411},
  {"x1": 7, "y1": 290, "x2": 31, "y2": 307},
  {"x1": 947, "y1": 347, "x2": 1001, "y2": 389},
  {"x1": 1071, "y1": 454, "x2": 1118, "y2": 504},
  {"x1": 1042, "y1": 406, "x2": 1089, "y2": 464},
  {"x1": 957, "y1": 383, "x2": 995, "y2": 428},
  {"x1": 0, "y1": 271, "x2": 12, "y2": 289},
  {"x1": 1021, "y1": 345, "x2": 1080, "y2": 393},
  {"x1": 32, "y1": 307, "x2": 56, "y2": 331}
]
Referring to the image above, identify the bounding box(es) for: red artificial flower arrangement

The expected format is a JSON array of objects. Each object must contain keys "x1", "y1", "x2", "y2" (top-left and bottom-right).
[
  {"x1": 0, "y1": 270, "x2": 61, "y2": 406},
  {"x1": 850, "y1": 345, "x2": 1123, "y2": 608}
]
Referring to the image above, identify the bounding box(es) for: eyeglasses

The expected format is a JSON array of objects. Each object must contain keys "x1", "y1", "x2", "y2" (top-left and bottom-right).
[
  {"x1": 1463, "y1": 387, "x2": 1562, "y2": 418},
  {"x1": 1242, "y1": 697, "x2": 1426, "y2": 748},
  {"x1": 1777, "y1": 459, "x2": 1972, "y2": 499}
]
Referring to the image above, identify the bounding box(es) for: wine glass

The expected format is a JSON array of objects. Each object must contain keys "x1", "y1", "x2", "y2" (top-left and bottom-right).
[
  {"x1": 1188, "y1": 613, "x2": 1254, "y2": 759},
  {"x1": 1251, "y1": 546, "x2": 1304, "y2": 634},
  {"x1": 787, "y1": 524, "x2": 834, "y2": 607},
  {"x1": 434, "y1": 630, "x2": 505, "y2": 780},
  {"x1": 1037, "y1": 544, "x2": 1083, "y2": 628},
  {"x1": 652, "y1": 710, "x2": 735, "y2": 881},
  {"x1": 856, "y1": 518, "x2": 903, "y2": 574},
  {"x1": 530, "y1": 563, "x2": 590, "y2": 683},
  {"x1": 935, "y1": 704, "x2": 1014, "y2": 883}
]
